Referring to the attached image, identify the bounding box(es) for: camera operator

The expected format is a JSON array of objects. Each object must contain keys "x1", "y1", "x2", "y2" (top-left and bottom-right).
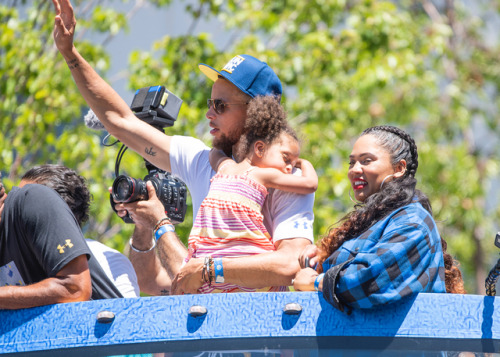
[{"x1": 52, "y1": 0, "x2": 314, "y2": 295}]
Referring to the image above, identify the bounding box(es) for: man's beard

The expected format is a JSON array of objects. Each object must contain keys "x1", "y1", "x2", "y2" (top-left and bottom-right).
[{"x1": 213, "y1": 129, "x2": 242, "y2": 157}]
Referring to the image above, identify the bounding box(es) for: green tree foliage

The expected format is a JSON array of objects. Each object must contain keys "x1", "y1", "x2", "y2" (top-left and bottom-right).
[
  {"x1": 0, "y1": 2, "x2": 129, "y2": 248},
  {"x1": 2, "y1": 0, "x2": 499, "y2": 293}
]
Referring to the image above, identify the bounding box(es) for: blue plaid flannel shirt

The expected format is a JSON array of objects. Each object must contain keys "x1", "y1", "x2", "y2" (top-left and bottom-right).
[{"x1": 322, "y1": 202, "x2": 446, "y2": 312}]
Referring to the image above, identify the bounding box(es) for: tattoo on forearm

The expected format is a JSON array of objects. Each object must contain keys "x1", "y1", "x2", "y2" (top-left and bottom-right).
[
  {"x1": 145, "y1": 147, "x2": 157, "y2": 157},
  {"x1": 67, "y1": 58, "x2": 79, "y2": 70},
  {"x1": 160, "y1": 289, "x2": 170, "y2": 296}
]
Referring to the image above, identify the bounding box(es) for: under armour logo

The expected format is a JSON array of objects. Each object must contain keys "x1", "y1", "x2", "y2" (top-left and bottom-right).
[
  {"x1": 57, "y1": 239, "x2": 74, "y2": 254},
  {"x1": 293, "y1": 221, "x2": 311, "y2": 230},
  {"x1": 222, "y1": 55, "x2": 245, "y2": 74}
]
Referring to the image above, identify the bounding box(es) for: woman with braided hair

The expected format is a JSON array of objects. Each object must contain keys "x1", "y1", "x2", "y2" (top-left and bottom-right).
[{"x1": 293, "y1": 125, "x2": 465, "y2": 312}]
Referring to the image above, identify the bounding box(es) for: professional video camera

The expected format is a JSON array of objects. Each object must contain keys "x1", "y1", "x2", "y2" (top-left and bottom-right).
[{"x1": 110, "y1": 85, "x2": 187, "y2": 224}]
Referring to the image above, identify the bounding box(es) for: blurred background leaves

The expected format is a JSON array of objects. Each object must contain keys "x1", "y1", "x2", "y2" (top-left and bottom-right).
[{"x1": 1, "y1": 0, "x2": 500, "y2": 293}]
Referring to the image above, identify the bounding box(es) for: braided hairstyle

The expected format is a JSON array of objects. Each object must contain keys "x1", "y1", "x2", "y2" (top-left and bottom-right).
[
  {"x1": 237, "y1": 96, "x2": 298, "y2": 159},
  {"x1": 317, "y1": 125, "x2": 465, "y2": 294}
]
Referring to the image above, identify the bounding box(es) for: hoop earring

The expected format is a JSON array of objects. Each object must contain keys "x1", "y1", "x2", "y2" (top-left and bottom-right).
[
  {"x1": 380, "y1": 174, "x2": 394, "y2": 190},
  {"x1": 349, "y1": 187, "x2": 363, "y2": 205}
]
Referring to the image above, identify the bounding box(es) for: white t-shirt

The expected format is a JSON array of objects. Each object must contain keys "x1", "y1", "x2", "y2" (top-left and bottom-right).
[
  {"x1": 169, "y1": 135, "x2": 315, "y2": 243},
  {"x1": 86, "y1": 239, "x2": 140, "y2": 298}
]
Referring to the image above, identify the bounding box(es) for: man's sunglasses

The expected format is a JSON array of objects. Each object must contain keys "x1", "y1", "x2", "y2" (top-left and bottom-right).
[{"x1": 207, "y1": 99, "x2": 248, "y2": 115}]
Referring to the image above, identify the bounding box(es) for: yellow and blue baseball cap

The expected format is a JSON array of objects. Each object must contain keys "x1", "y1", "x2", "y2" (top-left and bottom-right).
[{"x1": 199, "y1": 54, "x2": 282, "y2": 100}]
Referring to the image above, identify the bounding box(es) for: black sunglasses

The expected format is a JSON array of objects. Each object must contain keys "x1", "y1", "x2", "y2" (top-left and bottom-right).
[{"x1": 207, "y1": 99, "x2": 248, "y2": 115}]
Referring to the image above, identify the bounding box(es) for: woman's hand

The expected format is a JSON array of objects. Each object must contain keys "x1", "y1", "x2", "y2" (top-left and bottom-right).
[
  {"x1": 298, "y1": 244, "x2": 319, "y2": 269},
  {"x1": 293, "y1": 268, "x2": 318, "y2": 291}
]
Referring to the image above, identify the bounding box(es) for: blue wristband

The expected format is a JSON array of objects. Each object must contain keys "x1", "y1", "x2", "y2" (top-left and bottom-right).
[
  {"x1": 314, "y1": 273, "x2": 325, "y2": 292},
  {"x1": 213, "y1": 258, "x2": 224, "y2": 283},
  {"x1": 154, "y1": 224, "x2": 175, "y2": 242}
]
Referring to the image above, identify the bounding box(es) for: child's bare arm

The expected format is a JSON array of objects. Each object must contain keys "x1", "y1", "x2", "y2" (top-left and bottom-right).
[
  {"x1": 295, "y1": 159, "x2": 318, "y2": 191},
  {"x1": 256, "y1": 159, "x2": 318, "y2": 194},
  {"x1": 209, "y1": 148, "x2": 234, "y2": 172}
]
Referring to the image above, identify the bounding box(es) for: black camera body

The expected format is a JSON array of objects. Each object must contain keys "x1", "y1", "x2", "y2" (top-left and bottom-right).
[
  {"x1": 110, "y1": 85, "x2": 187, "y2": 224},
  {"x1": 112, "y1": 169, "x2": 187, "y2": 224}
]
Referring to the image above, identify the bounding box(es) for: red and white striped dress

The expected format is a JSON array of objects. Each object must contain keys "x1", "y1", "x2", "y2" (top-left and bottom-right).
[{"x1": 187, "y1": 167, "x2": 286, "y2": 293}]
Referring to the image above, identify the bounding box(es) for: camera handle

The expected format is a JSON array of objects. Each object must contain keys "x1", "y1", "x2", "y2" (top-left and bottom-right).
[
  {"x1": 109, "y1": 144, "x2": 135, "y2": 223},
  {"x1": 110, "y1": 147, "x2": 159, "y2": 225},
  {"x1": 485, "y1": 232, "x2": 500, "y2": 296},
  {"x1": 109, "y1": 195, "x2": 134, "y2": 224}
]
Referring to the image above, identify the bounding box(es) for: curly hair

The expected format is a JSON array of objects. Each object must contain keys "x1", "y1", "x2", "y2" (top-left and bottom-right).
[
  {"x1": 22, "y1": 164, "x2": 91, "y2": 226},
  {"x1": 317, "y1": 125, "x2": 465, "y2": 294},
  {"x1": 237, "y1": 96, "x2": 298, "y2": 158}
]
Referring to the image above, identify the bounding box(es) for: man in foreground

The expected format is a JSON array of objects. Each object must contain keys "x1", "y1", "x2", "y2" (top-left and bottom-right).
[
  {"x1": 0, "y1": 177, "x2": 120, "y2": 310},
  {"x1": 20, "y1": 164, "x2": 139, "y2": 298}
]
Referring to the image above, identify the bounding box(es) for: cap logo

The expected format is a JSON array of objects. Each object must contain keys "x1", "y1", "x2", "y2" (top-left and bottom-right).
[{"x1": 221, "y1": 55, "x2": 245, "y2": 74}]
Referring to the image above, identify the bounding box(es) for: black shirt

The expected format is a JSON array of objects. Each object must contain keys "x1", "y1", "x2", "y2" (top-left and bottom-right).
[{"x1": 0, "y1": 184, "x2": 122, "y2": 300}]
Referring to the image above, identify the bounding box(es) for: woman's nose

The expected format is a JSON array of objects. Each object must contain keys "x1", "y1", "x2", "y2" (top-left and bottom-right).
[{"x1": 350, "y1": 161, "x2": 362, "y2": 173}]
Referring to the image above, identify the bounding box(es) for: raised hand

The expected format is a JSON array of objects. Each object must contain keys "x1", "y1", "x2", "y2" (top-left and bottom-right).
[{"x1": 52, "y1": 0, "x2": 76, "y2": 54}]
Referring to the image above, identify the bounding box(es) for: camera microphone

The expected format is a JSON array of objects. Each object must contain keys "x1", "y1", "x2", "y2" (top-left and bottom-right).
[{"x1": 84, "y1": 108, "x2": 107, "y2": 131}]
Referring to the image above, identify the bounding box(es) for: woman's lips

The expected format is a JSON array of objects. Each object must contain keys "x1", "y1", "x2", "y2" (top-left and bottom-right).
[{"x1": 352, "y1": 180, "x2": 366, "y2": 190}]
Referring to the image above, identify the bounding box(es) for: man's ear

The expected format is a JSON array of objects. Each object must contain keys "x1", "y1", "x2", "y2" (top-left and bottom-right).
[
  {"x1": 394, "y1": 159, "x2": 407, "y2": 178},
  {"x1": 254, "y1": 141, "x2": 266, "y2": 158}
]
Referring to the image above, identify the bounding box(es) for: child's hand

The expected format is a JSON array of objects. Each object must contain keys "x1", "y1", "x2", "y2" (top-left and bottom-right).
[
  {"x1": 295, "y1": 158, "x2": 312, "y2": 169},
  {"x1": 296, "y1": 158, "x2": 318, "y2": 192},
  {"x1": 209, "y1": 148, "x2": 228, "y2": 172},
  {"x1": 209, "y1": 148, "x2": 226, "y2": 160}
]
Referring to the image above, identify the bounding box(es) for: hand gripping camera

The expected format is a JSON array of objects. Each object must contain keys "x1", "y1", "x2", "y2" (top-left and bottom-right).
[{"x1": 110, "y1": 85, "x2": 187, "y2": 224}]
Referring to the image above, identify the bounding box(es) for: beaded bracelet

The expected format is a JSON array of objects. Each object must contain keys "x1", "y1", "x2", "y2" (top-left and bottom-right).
[
  {"x1": 314, "y1": 273, "x2": 325, "y2": 292},
  {"x1": 129, "y1": 237, "x2": 156, "y2": 253},
  {"x1": 153, "y1": 217, "x2": 172, "y2": 232}
]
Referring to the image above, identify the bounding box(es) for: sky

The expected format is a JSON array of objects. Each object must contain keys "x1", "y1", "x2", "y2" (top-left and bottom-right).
[{"x1": 86, "y1": 0, "x2": 227, "y2": 104}]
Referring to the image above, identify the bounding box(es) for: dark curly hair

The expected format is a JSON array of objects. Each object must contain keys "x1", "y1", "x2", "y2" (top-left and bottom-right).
[
  {"x1": 317, "y1": 125, "x2": 465, "y2": 294},
  {"x1": 237, "y1": 96, "x2": 298, "y2": 158},
  {"x1": 22, "y1": 164, "x2": 91, "y2": 226}
]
